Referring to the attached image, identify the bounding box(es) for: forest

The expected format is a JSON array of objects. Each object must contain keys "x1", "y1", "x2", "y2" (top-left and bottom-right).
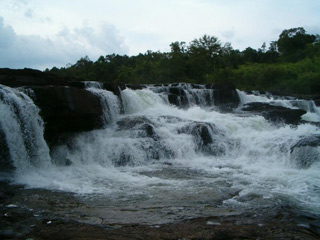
[{"x1": 47, "y1": 27, "x2": 320, "y2": 95}]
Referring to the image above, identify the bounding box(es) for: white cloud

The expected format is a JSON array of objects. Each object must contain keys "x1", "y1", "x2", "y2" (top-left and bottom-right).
[{"x1": 0, "y1": 17, "x2": 128, "y2": 69}]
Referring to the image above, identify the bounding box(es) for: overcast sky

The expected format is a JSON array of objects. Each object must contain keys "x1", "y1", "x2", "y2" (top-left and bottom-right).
[{"x1": 0, "y1": 0, "x2": 319, "y2": 70}]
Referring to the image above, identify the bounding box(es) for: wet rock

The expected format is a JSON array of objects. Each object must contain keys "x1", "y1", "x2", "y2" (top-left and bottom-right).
[
  {"x1": 167, "y1": 87, "x2": 189, "y2": 108},
  {"x1": 117, "y1": 116, "x2": 157, "y2": 138},
  {"x1": 292, "y1": 135, "x2": 320, "y2": 149},
  {"x1": 207, "y1": 82, "x2": 240, "y2": 111},
  {"x1": 290, "y1": 135, "x2": 320, "y2": 168},
  {"x1": 115, "y1": 116, "x2": 176, "y2": 165},
  {"x1": 242, "y1": 102, "x2": 306, "y2": 124},
  {"x1": 178, "y1": 122, "x2": 230, "y2": 156},
  {"x1": 103, "y1": 83, "x2": 125, "y2": 97},
  {"x1": 125, "y1": 84, "x2": 146, "y2": 90},
  {"x1": 32, "y1": 86, "x2": 104, "y2": 144},
  {"x1": 0, "y1": 129, "x2": 12, "y2": 170}
]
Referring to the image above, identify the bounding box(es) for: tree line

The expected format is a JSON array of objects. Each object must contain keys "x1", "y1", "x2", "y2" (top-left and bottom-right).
[{"x1": 47, "y1": 27, "x2": 320, "y2": 94}]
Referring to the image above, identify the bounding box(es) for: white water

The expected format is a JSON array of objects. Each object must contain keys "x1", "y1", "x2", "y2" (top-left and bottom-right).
[
  {"x1": 237, "y1": 89, "x2": 320, "y2": 122},
  {"x1": 0, "y1": 85, "x2": 50, "y2": 170},
  {"x1": 1, "y1": 85, "x2": 320, "y2": 222}
]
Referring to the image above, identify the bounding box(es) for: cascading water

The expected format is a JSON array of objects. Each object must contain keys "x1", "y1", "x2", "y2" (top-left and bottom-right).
[
  {"x1": 237, "y1": 89, "x2": 320, "y2": 122},
  {"x1": 85, "y1": 82, "x2": 122, "y2": 125},
  {"x1": 0, "y1": 84, "x2": 320, "y2": 225},
  {"x1": 0, "y1": 85, "x2": 50, "y2": 170}
]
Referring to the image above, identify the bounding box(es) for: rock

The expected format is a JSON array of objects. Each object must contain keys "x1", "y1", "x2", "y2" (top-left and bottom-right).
[
  {"x1": 32, "y1": 86, "x2": 104, "y2": 145},
  {"x1": 212, "y1": 82, "x2": 240, "y2": 111},
  {"x1": 117, "y1": 116, "x2": 157, "y2": 139},
  {"x1": 291, "y1": 135, "x2": 320, "y2": 149},
  {"x1": 167, "y1": 87, "x2": 189, "y2": 108},
  {"x1": 125, "y1": 84, "x2": 146, "y2": 90},
  {"x1": 242, "y1": 102, "x2": 306, "y2": 124},
  {"x1": 103, "y1": 83, "x2": 125, "y2": 97},
  {"x1": 290, "y1": 135, "x2": 320, "y2": 168},
  {"x1": 178, "y1": 122, "x2": 230, "y2": 156},
  {"x1": 0, "y1": 129, "x2": 12, "y2": 170},
  {"x1": 115, "y1": 116, "x2": 176, "y2": 165},
  {"x1": 0, "y1": 68, "x2": 83, "y2": 88}
]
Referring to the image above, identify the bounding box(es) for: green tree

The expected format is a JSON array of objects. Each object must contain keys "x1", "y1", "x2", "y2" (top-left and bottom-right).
[{"x1": 277, "y1": 27, "x2": 316, "y2": 60}]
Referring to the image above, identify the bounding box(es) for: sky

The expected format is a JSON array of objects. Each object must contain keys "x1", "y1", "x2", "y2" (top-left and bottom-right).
[{"x1": 0, "y1": 0, "x2": 319, "y2": 70}]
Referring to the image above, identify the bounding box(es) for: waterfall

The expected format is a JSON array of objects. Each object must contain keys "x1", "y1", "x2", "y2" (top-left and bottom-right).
[
  {"x1": 149, "y1": 83, "x2": 215, "y2": 108},
  {"x1": 236, "y1": 89, "x2": 320, "y2": 122},
  {"x1": 85, "y1": 85, "x2": 122, "y2": 125},
  {"x1": 0, "y1": 84, "x2": 319, "y2": 218},
  {"x1": 0, "y1": 85, "x2": 50, "y2": 170}
]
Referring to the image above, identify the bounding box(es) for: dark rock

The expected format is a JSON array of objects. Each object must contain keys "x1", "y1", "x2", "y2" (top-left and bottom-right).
[
  {"x1": 103, "y1": 83, "x2": 125, "y2": 97},
  {"x1": 32, "y1": 86, "x2": 104, "y2": 145},
  {"x1": 212, "y1": 82, "x2": 240, "y2": 111},
  {"x1": 291, "y1": 135, "x2": 320, "y2": 149},
  {"x1": 115, "y1": 116, "x2": 176, "y2": 165},
  {"x1": 125, "y1": 84, "x2": 146, "y2": 90},
  {"x1": 69, "y1": 81, "x2": 86, "y2": 88},
  {"x1": 242, "y1": 102, "x2": 306, "y2": 124},
  {"x1": 191, "y1": 84, "x2": 204, "y2": 89},
  {"x1": 168, "y1": 94, "x2": 179, "y2": 106},
  {"x1": 0, "y1": 129, "x2": 13, "y2": 170},
  {"x1": 0, "y1": 68, "x2": 83, "y2": 88},
  {"x1": 117, "y1": 116, "x2": 156, "y2": 138},
  {"x1": 167, "y1": 87, "x2": 189, "y2": 108},
  {"x1": 290, "y1": 135, "x2": 320, "y2": 168},
  {"x1": 314, "y1": 99, "x2": 320, "y2": 107},
  {"x1": 178, "y1": 122, "x2": 229, "y2": 156}
]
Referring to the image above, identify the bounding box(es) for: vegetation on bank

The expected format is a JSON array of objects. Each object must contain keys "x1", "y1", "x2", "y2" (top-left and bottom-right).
[{"x1": 47, "y1": 27, "x2": 320, "y2": 94}]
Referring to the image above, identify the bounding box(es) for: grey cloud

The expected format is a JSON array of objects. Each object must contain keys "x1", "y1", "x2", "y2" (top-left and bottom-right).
[
  {"x1": 0, "y1": 17, "x2": 128, "y2": 70},
  {"x1": 221, "y1": 29, "x2": 235, "y2": 39},
  {"x1": 24, "y1": 9, "x2": 33, "y2": 18}
]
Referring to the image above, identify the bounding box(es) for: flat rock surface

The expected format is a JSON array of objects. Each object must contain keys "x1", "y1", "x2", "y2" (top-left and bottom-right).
[{"x1": 25, "y1": 217, "x2": 319, "y2": 240}]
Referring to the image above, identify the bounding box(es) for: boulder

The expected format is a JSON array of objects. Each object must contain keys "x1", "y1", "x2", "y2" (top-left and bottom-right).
[
  {"x1": 32, "y1": 86, "x2": 104, "y2": 144},
  {"x1": 206, "y1": 82, "x2": 240, "y2": 111},
  {"x1": 114, "y1": 116, "x2": 176, "y2": 165},
  {"x1": 290, "y1": 135, "x2": 320, "y2": 168},
  {"x1": 116, "y1": 116, "x2": 157, "y2": 139},
  {"x1": 167, "y1": 87, "x2": 189, "y2": 108},
  {"x1": 242, "y1": 102, "x2": 306, "y2": 124},
  {"x1": 178, "y1": 122, "x2": 230, "y2": 156},
  {"x1": 213, "y1": 82, "x2": 240, "y2": 111},
  {"x1": 103, "y1": 83, "x2": 126, "y2": 97}
]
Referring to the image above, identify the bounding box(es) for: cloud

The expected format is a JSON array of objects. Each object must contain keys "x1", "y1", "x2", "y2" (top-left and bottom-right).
[
  {"x1": 221, "y1": 29, "x2": 235, "y2": 39},
  {"x1": 0, "y1": 17, "x2": 128, "y2": 70},
  {"x1": 24, "y1": 9, "x2": 33, "y2": 18}
]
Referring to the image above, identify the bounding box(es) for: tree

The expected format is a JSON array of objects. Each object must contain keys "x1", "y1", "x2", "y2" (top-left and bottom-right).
[
  {"x1": 242, "y1": 47, "x2": 260, "y2": 63},
  {"x1": 277, "y1": 27, "x2": 316, "y2": 58},
  {"x1": 187, "y1": 35, "x2": 222, "y2": 83}
]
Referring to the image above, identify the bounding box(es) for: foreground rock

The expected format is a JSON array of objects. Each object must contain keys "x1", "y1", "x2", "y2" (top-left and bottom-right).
[
  {"x1": 242, "y1": 102, "x2": 307, "y2": 124},
  {"x1": 22, "y1": 215, "x2": 319, "y2": 240}
]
